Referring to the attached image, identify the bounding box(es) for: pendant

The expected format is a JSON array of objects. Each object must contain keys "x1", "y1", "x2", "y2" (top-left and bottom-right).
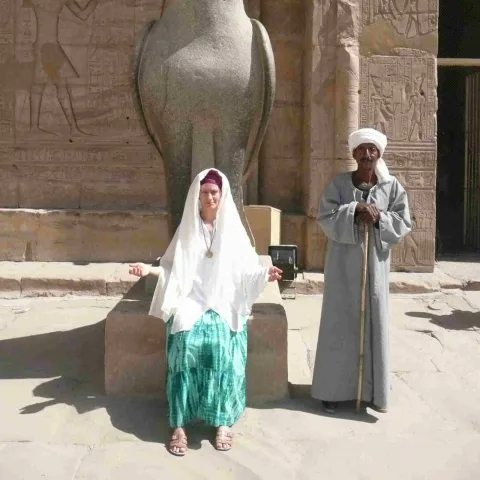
[{"x1": 206, "y1": 250, "x2": 213, "y2": 258}]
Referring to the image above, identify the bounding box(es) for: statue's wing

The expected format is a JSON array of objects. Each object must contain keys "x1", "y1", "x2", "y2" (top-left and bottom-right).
[
  {"x1": 243, "y1": 19, "x2": 276, "y2": 184},
  {"x1": 132, "y1": 20, "x2": 164, "y2": 157}
]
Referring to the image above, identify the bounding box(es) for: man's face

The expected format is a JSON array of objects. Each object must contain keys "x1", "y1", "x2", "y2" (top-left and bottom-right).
[{"x1": 353, "y1": 143, "x2": 380, "y2": 172}]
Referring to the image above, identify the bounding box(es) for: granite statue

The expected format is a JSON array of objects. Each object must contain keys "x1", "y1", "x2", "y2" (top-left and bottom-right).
[{"x1": 133, "y1": 0, "x2": 275, "y2": 239}]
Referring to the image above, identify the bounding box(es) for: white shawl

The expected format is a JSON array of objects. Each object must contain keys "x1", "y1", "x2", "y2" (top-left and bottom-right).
[{"x1": 149, "y1": 168, "x2": 267, "y2": 332}]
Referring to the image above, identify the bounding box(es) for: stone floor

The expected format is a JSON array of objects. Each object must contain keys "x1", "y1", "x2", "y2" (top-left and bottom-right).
[{"x1": 0, "y1": 292, "x2": 479, "y2": 479}]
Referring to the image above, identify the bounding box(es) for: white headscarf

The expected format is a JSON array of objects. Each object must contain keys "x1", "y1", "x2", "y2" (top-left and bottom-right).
[
  {"x1": 348, "y1": 128, "x2": 391, "y2": 184},
  {"x1": 149, "y1": 168, "x2": 261, "y2": 327}
]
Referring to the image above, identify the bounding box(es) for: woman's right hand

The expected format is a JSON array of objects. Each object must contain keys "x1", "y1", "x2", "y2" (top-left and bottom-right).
[{"x1": 128, "y1": 263, "x2": 150, "y2": 278}]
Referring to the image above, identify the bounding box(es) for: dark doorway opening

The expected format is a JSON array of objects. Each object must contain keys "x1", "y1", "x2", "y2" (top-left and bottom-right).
[{"x1": 437, "y1": 0, "x2": 480, "y2": 255}]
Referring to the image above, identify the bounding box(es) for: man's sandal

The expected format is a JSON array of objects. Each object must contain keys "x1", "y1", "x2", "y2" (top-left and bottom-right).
[
  {"x1": 169, "y1": 430, "x2": 188, "y2": 457},
  {"x1": 215, "y1": 426, "x2": 233, "y2": 451}
]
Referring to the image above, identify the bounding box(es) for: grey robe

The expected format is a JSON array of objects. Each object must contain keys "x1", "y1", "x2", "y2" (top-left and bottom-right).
[{"x1": 311, "y1": 172, "x2": 411, "y2": 410}]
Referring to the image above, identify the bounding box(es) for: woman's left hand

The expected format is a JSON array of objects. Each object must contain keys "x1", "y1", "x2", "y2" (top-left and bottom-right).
[{"x1": 268, "y1": 266, "x2": 283, "y2": 282}]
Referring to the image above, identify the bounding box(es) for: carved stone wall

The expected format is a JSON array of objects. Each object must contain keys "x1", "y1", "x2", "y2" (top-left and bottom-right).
[
  {"x1": 0, "y1": 1, "x2": 166, "y2": 213},
  {"x1": 0, "y1": 0, "x2": 307, "y2": 261},
  {"x1": 300, "y1": 0, "x2": 438, "y2": 272},
  {"x1": 359, "y1": 1, "x2": 438, "y2": 272},
  {"x1": 0, "y1": 0, "x2": 438, "y2": 270}
]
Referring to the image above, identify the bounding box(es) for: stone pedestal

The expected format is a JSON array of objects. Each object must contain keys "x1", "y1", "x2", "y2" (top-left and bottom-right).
[
  {"x1": 245, "y1": 205, "x2": 281, "y2": 255},
  {"x1": 105, "y1": 256, "x2": 288, "y2": 404}
]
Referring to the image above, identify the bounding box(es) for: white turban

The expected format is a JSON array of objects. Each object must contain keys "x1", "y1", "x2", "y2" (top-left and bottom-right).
[{"x1": 348, "y1": 128, "x2": 391, "y2": 183}]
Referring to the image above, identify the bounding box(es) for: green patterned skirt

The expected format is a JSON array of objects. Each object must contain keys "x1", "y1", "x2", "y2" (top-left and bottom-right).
[{"x1": 166, "y1": 309, "x2": 248, "y2": 428}]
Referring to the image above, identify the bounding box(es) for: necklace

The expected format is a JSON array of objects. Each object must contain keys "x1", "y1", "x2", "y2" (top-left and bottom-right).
[{"x1": 201, "y1": 219, "x2": 216, "y2": 258}]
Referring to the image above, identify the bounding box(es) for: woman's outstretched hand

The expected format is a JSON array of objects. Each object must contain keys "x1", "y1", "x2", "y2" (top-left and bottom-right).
[
  {"x1": 268, "y1": 266, "x2": 283, "y2": 282},
  {"x1": 129, "y1": 263, "x2": 150, "y2": 278}
]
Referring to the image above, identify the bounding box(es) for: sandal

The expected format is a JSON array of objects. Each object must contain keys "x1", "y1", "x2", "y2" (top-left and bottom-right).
[
  {"x1": 215, "y1": 426, "x2": 233, "y2": 451},
  {"x1": 169, "y1": 428, "x2": 188, "y2": 457}
]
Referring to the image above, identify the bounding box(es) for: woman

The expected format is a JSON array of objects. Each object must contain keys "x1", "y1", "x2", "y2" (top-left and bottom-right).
[{"x1": 129, "y1": 168, "x2": 282, "y2": 456}]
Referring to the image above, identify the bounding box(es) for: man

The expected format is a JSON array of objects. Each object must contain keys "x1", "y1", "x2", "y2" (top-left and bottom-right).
[{"x1": 311, "y1": 128, "x2": 411, "y2": 414}]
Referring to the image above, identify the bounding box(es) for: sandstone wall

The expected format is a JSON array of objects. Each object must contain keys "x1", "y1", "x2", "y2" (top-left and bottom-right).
[
  {"x1": 0, "y1": 0, "x2": 165, "y2": 211},
  {"x1": 301, "y1": 0, "x2": 438, "y2": 272},
  {"x1": 0, "y1": 0, "x2": 438, "y2": 271}
]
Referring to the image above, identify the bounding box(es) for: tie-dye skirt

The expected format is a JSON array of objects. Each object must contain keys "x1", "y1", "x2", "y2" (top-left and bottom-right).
[{"x1": 166, "y1": 310, "x2": 248, "y2": 427}]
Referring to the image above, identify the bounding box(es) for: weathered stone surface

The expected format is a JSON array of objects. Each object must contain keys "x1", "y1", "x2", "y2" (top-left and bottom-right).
[
  {"x1": 0, "y1": 0, "x2": 440, "y2": 274},
  {"x1": 359, "y1": 0, "x2": 439, "y2": 56},
  {"x1": 134, "y1": 0, "x2": 275, "y2": 237},
  {"x1": 0, "y1": 262, "x2": 465, "y2": 299},
  {"x1": 244, "y1": 205, "x2": 281, "y2": 256},
  {"x1": 0, "y1": 209, "x2": 169, "y2": 263},
  {"x1": 18, "y1": 166, "x2": 82, "y2": 209},
  {"x1": 437, "y1": 261, "x2": 480, "y2": 290},
  {"x1": 270, "y1": 38, "x2": 303, "y2": 105},
  {"x1": 0, "y1": 166, "x2": 19, "y2": 208},
  {"x1": 304, "y1": 158, "x2": 335, "y2": 218},
  {"x1": 0, "y1": 264, "x2": 21, "y2": 298},
  {"x1": 20, "y1": 263, "x2": 114, "y2": 297},
  {"x1": 287, "y1": 329, "x2": 312, "y2": 398},
  {"x1": 304, "y1": 217, "x2": 327, "y2": 271},
  {"x1": 106, "y1": 266, "x2": 140, "y2": 296},
  {"x1": 0, "y1": 443, "x2": 89, "y2": 480},
  {"x1": 260, "y1": 157, "x2": 303, "y2": 212},
  {"x1": 105, "y1": 300, "x2": 166, "y2": 397},
  {"x1": 79, "y1": 166, "x2": 166, "y2": 210},
  {"x1": 360, "y1": 53, "x2": 437, "y2": 273},
  {"x1": 261, "y1": 0, "x2": 305, "y2": 38},
  {"x1": 281, "y1": 213, "x2": 306, "y2": 268},
  {"x1": 105, "y1": 257, "x2": 288, "y2": 403},
  {"x1": 2, "y1": 294, "x2": 480, "y2": 478},
  {"x1": 263, "y1": 106, "x2": 303, "y2": 160},
  {"x1": 0, "y1": 210, "x2": 39, "y2": 261}
]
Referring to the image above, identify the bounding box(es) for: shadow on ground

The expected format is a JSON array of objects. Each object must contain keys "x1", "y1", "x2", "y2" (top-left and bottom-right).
[
  {"x1": 253, "y1": 397, "x2": 379, "y2": 424},
  {"x1": 0, "y1": 280, "x2": 377, "y2": 451},
  {"x1": 0, "y1": 281, "x2": 181, "y2": 448},
  {"x1": 406, "y1": 309, "x2": 480, "y2": 330}
]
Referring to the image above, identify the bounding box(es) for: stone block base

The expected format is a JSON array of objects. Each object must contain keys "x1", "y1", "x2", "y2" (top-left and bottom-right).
[{"x1": 105, "y1": 259, "x2": 288, "y2": 404}]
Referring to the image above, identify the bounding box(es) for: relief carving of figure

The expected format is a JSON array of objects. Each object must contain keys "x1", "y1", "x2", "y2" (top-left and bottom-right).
[
  {"x1": 371, "y1": 93, "x2": 393, "y2": 135},
  {"x1": 407, "y1": 74, "x2": 426, "y2": 141},
  {"x1": 22, "y1": 0, "x2": 99, "y2": 136},
  {"x1": 403, "y1": 216, "x2": 419, "y2": 265},
  {"x1": 404, "y1": 0, "x2": 421, "y2": 38},
  {"x1": 367, "y1": 0, "x2": 435, "y2": 39}
]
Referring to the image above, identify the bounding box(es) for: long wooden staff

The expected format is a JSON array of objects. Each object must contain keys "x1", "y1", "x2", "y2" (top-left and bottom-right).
[{"x1": 356, "y1": 223, "x2": 369, "y2": 413}]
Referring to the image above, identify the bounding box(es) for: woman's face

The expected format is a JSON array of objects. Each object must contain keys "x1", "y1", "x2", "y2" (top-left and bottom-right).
[{"x1": 199, "y1": 183, "x2": 221, "y2": 214}]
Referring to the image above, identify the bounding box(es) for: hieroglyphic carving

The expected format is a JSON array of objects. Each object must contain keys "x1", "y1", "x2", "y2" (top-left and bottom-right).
[
  {"x1": 391, "y1": 189, "x2": 435, "y2": 268},
  {"x1": 8, "y1": 0, "x2": 163, "y2": 143},
  {"x1": 0, "y1": 0, "x2": 12, "y2": 27},
  {"x1": 383, "y1": 149, "x2": 435, "y2": 169},
  {"x1": 0, "y1": 1, "x2": 14, "y2": 141},
  {"x1": 8, "y1": 145, "x2": 159, "y2": 165},
  {"x1": 361, "y1": 55, "x2": 436, "y2": 143},
  {"x1": 362, "y1": 0, "x2": 438, "y2": 38},
  {"x1": 384, "y1": 144, "x2": 436, "y2": 270},
  {"x1": 16, "y1": 0, "x2": 100, "y2": 137}
]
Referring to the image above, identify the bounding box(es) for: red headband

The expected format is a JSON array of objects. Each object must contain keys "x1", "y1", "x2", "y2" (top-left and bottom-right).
[{"x1": 200, "y1": 169, "x2": 223, "y2": 190}]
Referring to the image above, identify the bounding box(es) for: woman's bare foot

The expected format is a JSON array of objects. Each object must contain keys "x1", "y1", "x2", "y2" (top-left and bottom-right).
[
  {"x1": 128, "y1": 263, "x2": 150, "y2": 278},
  {"x1": 169, "y1": 427, "x2": 187, "y2": 456},
  {"x1": 215, "y1": 426, "x2": 233, "y2": 451}
]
